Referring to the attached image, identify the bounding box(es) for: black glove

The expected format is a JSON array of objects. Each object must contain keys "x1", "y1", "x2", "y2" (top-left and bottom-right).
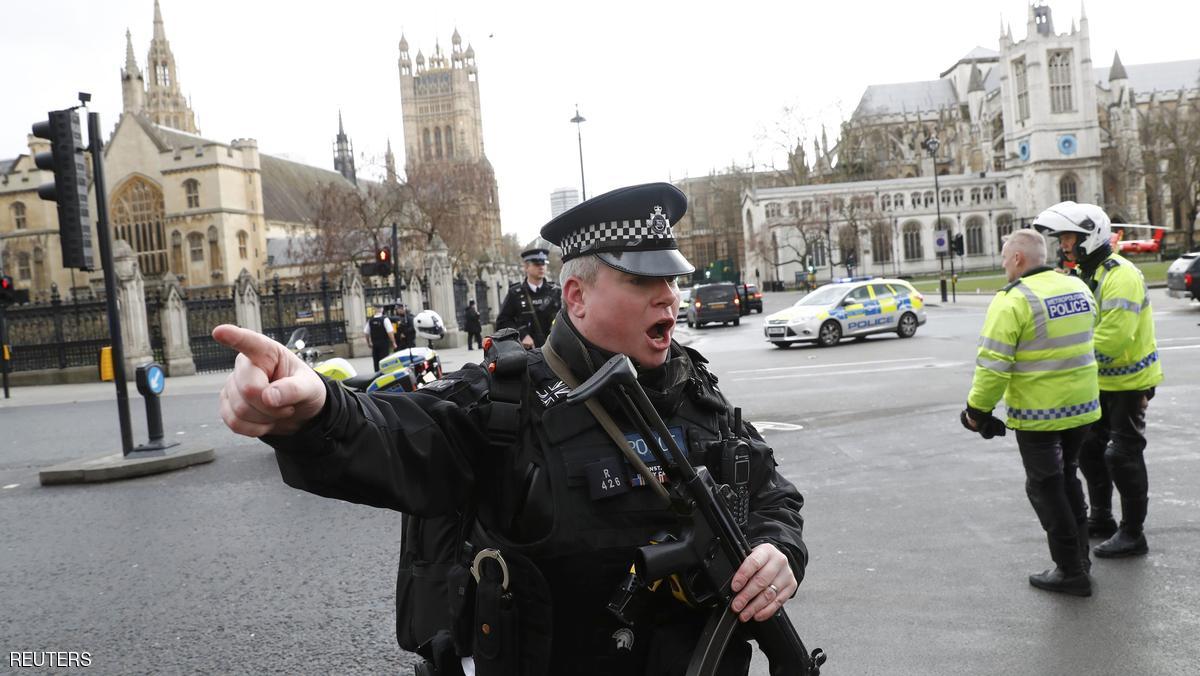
[{"x1": 961, "y1": 406, "x2": 1007, "y2": 439}]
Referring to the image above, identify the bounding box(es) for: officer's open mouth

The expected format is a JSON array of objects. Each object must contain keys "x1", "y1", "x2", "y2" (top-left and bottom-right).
[{"x1": 647, "y1": 319, "x2": 674, "y2": 343}]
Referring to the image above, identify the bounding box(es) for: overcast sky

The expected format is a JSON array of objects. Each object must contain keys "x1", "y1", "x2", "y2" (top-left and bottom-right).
[{"x1": 3, "y1": 1, "x2": 1197, "y2": 244}]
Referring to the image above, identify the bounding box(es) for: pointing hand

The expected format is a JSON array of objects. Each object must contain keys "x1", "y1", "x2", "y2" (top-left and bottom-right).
[{"x1": 212, "y1": 324, "x2": 326, "y2": 437}]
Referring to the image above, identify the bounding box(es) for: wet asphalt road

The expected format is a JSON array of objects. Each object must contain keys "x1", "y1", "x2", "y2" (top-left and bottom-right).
[{"x1": 1, "y1": 289, "x2": 1198, "y2": 675}]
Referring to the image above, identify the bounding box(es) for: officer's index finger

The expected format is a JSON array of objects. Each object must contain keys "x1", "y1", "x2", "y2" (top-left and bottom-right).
[{"x1": 212, "y1": 324, "x2": 280, "y2": 370}]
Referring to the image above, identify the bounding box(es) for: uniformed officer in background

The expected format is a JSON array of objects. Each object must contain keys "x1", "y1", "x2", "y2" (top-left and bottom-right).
[
  {"x1": 1034, "y1": 201, "x2": 1163, "y2": 559},
  {"x1": 962, "y1": 228, "x2": 1100, "y2": 596},
  {"x1": 364, "y1": 306, "x2": 396, "y2": 372},
  {"x1": 496, "y1": 247, "x2": 561, "y2": 348},
  {"x1": 213, "y1": 182, "x2": 807, "y2": 675}
]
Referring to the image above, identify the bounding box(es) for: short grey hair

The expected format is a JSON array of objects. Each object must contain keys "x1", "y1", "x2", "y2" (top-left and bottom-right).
[
  {"x1": 560, "y1": 254, "x2": 603, "y2": 285},
  {"x1": 1003, "y1": 228, "x2": 1047, "y2": 266}
]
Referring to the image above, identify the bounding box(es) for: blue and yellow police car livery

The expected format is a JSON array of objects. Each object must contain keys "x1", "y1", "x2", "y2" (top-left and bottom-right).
[{"x1": 762, "y1": 276, "x2": 927, "y2": 348}]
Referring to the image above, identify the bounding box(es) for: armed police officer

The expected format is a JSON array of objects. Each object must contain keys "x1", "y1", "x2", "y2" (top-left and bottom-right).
[
  {"x1": 496, "y1": 247, "x2": 561, "y2": 348},
  {"x1": 962, "y1": 228, "x2": 1100, "y2": 596},
  {"x1": 1034, "y1": 202, "x2": 1163, "y2": 559},
  {"x1": 213, "y1": 183, "x2": 808, "y2": 676}
]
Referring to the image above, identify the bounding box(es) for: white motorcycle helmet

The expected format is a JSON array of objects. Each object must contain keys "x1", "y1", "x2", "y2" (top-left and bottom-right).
[
  {"x1": 1032, "y1": 201, "x2": 1112, "y2": 257},
  {"x1": 414, "y1": 309, "x2": 445, "y2": 342}
]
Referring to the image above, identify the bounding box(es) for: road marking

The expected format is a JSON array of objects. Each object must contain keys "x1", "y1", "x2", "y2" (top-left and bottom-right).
[
  {"x1": 734, "y1": 361, "x2": 967, "y2": 381},
  {"x1": 730, "y1": 357, "x2": 934, "y2": 375},
  {"x1": 1160, "y1": 344, "x2": 1200, "y2": 351},
  {"x1": 751, "y1": 421, "x2": 805, "y2": 432},
  {"x1": 3, "y1": 484, "x2": 19, "y2": 490}
]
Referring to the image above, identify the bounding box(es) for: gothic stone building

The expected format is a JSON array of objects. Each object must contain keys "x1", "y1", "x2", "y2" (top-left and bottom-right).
[
  {"x1": 0, "y1": 1, "x2": 355, "y2": 300},
  {"x1": 744, "y1": 2, "x2": 1200, "y2": 286}
]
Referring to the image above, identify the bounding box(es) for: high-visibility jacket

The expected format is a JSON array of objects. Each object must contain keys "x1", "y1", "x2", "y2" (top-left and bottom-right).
[
  {"x1": 968, "y1": 266, "x2": 1101, "y2": 431},
  {"x1": 1089, "y1": 253, "x2": 1164, "y2": 392}
]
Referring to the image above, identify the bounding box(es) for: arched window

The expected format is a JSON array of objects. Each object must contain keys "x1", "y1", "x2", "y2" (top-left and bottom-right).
[
  {"x1": 871, "y1": 224, "x2": 893, "y2": 263},
  {"x1": 953, "y1": 189, "x2": 963, "y2": 205},
  {"x1": 156, "y1": 63, "x2": 170, "y2": 87},
  {"x1": 996, "y1": 214, "x2": 1014, "y2": 254},
  {"x1": 923, "y1": 191, "x2": 934, "y2": 208},
  {"x1": 11, "y1": 202, "x2": 26, "y2": 229},
  {"x1": 894, "y1": 193, "x2": 905, "y2": 209},
  {"x1": 434, "y1": 128, "x2": 443, "y2": 158},
  {"x1": 902, "y1": 222, "x2": 923, "y2": 260},
  {"x1": 787, "y1": 201, "x2": 799, "y2": 217},
  {"x1": 422, "y1": 128, "x2": 432, "y2": 160},
  {"x1": 237, "y1": 230, "x2": 249, "y2": 259},
  {"x1": 970, "y1": 188, "x2": 981, "y2": 205},
  {"x1": 911, "y1": 192, "x2": 922, "y2": 209},
  {"x1": 184, "y1": 179, "x2": 200, "y2": 209},
  {"x1": 809, "y1": 237, "x2": 827, "y2": 268},
  {"x1": 881, "y1": 194, "x2": 892, "y2": 210},
  {"x1": 1048, "y1": 50, "x2": 1074, "y2": 113},
  {"x1": 111, "y1": 176, "x2": 168, "y2": 276},
  {"x1": 765, "y1": 202, "x2": 782, "y2": 218},
  {"x1": 188, "y1": 232, "x2": 205, "y2": 263},
  {"x1": 32, "y1": 246, "x2": 45, "y2": 289},
  {"x1": 207, "y1": 225, "x2": 221, "y2": 271},
  {"x1": 171, "y1": 230, "x2": 184, "y2": 272},
  {"x1": 801, "y1": 201, "x2": 812, "y2": 217},
  {"x1": 983, "y1": 186, "x2": 994, "y2": 202},
  {"x1": 444, "y1": 126, "x2": 454, "y2": 158},
  {"x1": 17, "y1": 251, "x2": 32, "y2": 280},
  {"x1": 1059, "y1": 174, "x2": 1078, "y2": 203},
  {"x1": 941, "y1": 190, "x2": 952, "y2": 206},
  {"x1": 998, "y1": 184, "x2": 1007, "y2": 199},
  {"x1": 965, "y1": 216, "x2": 985, "y2": 256}
]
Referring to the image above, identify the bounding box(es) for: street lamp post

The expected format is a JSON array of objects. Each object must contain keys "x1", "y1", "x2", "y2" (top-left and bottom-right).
[
  {"x1": 923, "y1": 136, "x2": 955, "y2": 302},
  {"x1": 570, "y1": 105, "x2": 587, "y2": 200}
]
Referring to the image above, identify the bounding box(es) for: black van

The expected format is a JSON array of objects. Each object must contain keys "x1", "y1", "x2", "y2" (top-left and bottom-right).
[{"x1": 687, "y1": 283, "x2": 741, "y2": 327}]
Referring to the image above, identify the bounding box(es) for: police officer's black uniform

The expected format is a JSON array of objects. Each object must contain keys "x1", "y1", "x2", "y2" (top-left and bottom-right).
[
  {"x1": 264, "y1": 184, "x2": 808, "y2": 676},
  {"x1": 366, "y1": 313, "x2": 393, "y2": 372},
  {"x1": 496, "y1": 249, "x2": 561, "y2": 348}
]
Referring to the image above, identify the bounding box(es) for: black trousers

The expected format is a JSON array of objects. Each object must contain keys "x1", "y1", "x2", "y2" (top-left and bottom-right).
[
  {"x1": 467, "y1": 331, "x2": 482, "y2": 349},
  {"x1": 1015, "y1": 426, "x2": 1089, "y2": 571},
  {"x1": 1078, "y1": 388, "x2": 1154, "y2": 532},
  {"x1": 372, "y1": 345, "x2": 390, "y2": 373}
]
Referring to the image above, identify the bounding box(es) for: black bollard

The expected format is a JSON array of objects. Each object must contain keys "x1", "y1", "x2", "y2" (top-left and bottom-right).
[{"x1": 134, "y1": 363, "x2": 179, "y2": 453}]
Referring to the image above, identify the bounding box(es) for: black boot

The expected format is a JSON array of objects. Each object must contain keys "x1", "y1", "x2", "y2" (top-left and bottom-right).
[
  {"x1": 1029, "y1": 567, "x2": 1092, "y2": 597},
  {"x1": 1087, "y1": 511, "x2": 1118, "y2": 539},
  {"x1": 1095, "y1": 498, "x2": 1149, "y2": 558}
]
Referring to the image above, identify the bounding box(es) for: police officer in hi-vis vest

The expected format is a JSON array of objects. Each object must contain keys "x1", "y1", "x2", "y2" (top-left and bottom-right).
[
  {"x1": 496, "y1": 247, "x2": 561, "y2": 349},
  {"x1": 962, "y1": 228, "x2": 1100, "y2": 596},
  {"x1": 1034, "y1": 201, "x2": 1163, "y2": 559},
  {"x1": 212, "y1": 183, "x2": 807, "y2": 675}
]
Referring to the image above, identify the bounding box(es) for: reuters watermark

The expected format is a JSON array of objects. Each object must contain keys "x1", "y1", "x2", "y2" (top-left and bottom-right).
[{"x1": 9, "y1": 651, "x2": 93, "y2": 668}]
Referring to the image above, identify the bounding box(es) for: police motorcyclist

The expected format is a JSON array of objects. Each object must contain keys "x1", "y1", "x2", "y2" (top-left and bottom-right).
[
  {"x1": 496, "y1": 247, "x2": 561, "y2": 348},
  {"x1": 1033, "y1": 201, "x2": 1163, "y2": 558},
  {"x1": 213, "y1": 183, "x2": 807, "y2": 675},
  {"x1": 961, "y1": 228, "x2": 1100, "y2": 596}
]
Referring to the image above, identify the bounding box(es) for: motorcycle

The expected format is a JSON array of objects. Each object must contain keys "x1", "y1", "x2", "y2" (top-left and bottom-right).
[
  {"x1": 284, "y1": 328, "x2": 322, "y2": 366},
  {"x1": 313, "y1": 310, "x2": 446, "y2": 394}
]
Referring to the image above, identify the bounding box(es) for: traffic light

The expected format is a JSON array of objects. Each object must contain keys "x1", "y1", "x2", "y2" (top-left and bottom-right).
[
  {"x1": 951, "y1": 233, "x2": 965, "y2": 256},
  {"x1": 375, "y1": 247, "x2": 392, "y2": 276},
  {"x1": 32, "y1": 109, "x2": 94, "y2": 270},
  {"x1": 0, "y1": 274, "x2": 13, "y2": 305}
]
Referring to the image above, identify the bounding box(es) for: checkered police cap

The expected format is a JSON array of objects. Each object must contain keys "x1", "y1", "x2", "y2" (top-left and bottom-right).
[{"x1": 540, "y1": 182, "x2": 695, "y2": 277}]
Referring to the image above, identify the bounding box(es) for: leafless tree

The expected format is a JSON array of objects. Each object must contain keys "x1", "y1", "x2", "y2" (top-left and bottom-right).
[{"x1": 1140, "y1": 91, "x2": 1200, "y2": 249}]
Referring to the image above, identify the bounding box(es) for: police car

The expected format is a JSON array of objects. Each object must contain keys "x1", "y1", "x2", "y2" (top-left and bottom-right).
[{"x1": 762, "y1": 276, "x2": 927, "y2": 348}]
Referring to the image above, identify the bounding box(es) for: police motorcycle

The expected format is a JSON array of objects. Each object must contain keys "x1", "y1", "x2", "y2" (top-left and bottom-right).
[
  {"x1": 283, "y1": 327, "x2": 322, "y2": 366},
  {"x1": 313, "y1": 310, "x2": 446, "y2": 394}
]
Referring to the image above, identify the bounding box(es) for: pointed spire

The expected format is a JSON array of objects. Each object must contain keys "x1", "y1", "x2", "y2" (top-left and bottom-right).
[
  {"x1": 968, "y1": 64, "x2": 985, "y2": 93},
  {"x1": 153, "y1": 0, "x2": 165, "y2": 40},
  {"x1": 1109, "y1": 50, "x2": 1128, "y2": 81},
  {"x1": 338, "y1": 109, "x2": 345, "y2": 136},
  {"x1": 1080, "y1": 0, "x2": 1088, "y2": 21},
  {"x1": 399, "y1": 32, "x2": 408, "y2": 53},
  {"x1": 124, "y1": 29, "x2": 139, "y2": 74},
  {"x1": 1070, "y1": 18, "x2": 1076, "y2": 34}
]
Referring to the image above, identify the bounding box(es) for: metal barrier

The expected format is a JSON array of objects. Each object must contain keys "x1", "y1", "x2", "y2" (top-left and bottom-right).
[
  {"x1": 260, "y1": 274, "x2": 345, "y2": 348},
  {"x1": 1, "y1": 287, "x2": 111, "y2": 372},
  {"x1": 185, "y1": 286, "x2": 238, "y2": 373}
]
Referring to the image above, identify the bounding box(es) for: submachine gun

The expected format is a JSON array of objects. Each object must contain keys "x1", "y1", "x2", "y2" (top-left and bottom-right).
[{"x1": 567, "y1": 354, "x2": 826, "y2": 676}]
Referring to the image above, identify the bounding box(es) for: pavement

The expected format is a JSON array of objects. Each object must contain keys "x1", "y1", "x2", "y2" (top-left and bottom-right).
[{"x1": 2, "y1": 290, "x2": 1199, "y2": 674}]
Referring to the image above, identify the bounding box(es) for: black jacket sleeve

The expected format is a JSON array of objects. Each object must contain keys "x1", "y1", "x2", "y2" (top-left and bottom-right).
[
  {"x1": 263, "y1": 366, "x2": 493, "y2": 518},
  {"x1": 494, "y1": 287, "x2": 527, "y2": 338}
]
